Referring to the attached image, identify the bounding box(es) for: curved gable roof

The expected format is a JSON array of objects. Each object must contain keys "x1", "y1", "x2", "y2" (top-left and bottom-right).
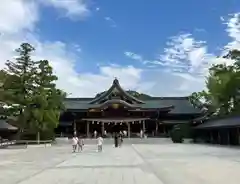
[{"x1": 89, "y1": 79, "x2": 144, "y2": 104}]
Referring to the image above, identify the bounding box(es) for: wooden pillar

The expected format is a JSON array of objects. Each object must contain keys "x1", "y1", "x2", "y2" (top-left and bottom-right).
[
  {"x1": 101, "y1": 122, "x2": 104, "y2": 136},
  {"x1": 86, "y1": 121, "x2": 90, "y2": 138},
  {"x1": 142, "y1": 120, "x2": 145, "y2": 132},
  {"x1": 128, "y1": 122, "x2": 131, "y2": 139},
  {"x1": 155, "y1": 121, "x2": 158, "y2": 136},
  {"x1": 210, "y1": 131, "x2": 213, "y2": 143},
  {"x1": 217, "y1": 130, "x2": 221, "y2": 144},
  {"x1": 73, "y1": 119, "x2": 76, "y2": 136},
  {"x1": 227, "y1": 129, "x2": 230, "y2": 145},
  {"x1": 238, "y1": 128, "x2": 240, "y2": 145}
]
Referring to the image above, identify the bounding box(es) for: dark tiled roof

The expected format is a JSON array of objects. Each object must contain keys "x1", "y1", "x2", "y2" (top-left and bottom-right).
[
  {"x1": 64, "y1": 97, "x2": 201, "y2": 114},
  {"x1": 195, "y1": 116, "x2": 240, "y2": 129},
  {"x1": 143, "y1": 97, "x2": 201, "y2": 114},
  {"x1": 162, "y1": 120, "x2": 190, "y2": 124},
  {"x1": 64, "y1": 100, "x2": 92, "y2": 110},
  {"x1": 160, "y1": 98, "x2": 201, "y2": 114},
  {"x1": 64, "y1": 79, "x2": 201, "y2": 114}
]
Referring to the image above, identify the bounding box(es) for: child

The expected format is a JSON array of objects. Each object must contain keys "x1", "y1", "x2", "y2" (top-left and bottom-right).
[{"x1": 97, "y1": 135, "x2": 103, "y2": 152}]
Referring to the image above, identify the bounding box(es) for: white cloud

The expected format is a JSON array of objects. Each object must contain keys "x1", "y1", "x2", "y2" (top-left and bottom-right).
[
  {"x1": 104, "y1": 16, "x2": 117, "y2": 28},
  {"x1": 124, "y1": 14, "x2": 240, "y2": 95},
  {"x1": 0, "y1": 0, "x2": 38, "y2": 34},
  {"x1": 0, "y1": 0, "x2": 204, "y2": 97},
  {"x1": 124, "y1": 51, "x2": 153, "y2": 65},
  {"x1": 40, "y1": 0, "x2": 90, "y2": 20},
  {"x1": 32, "y1": 42, "x2": 145, "y2": 96},
  {"x1": 0, "y1": 0, "x2": 148, "y2": 97},
  {"x1": 125, "y1": 34, "x2": 211, "y2": 75},
  {"x1": 1, "y1": 0, "x2": 240, "y2": 98},
  {"x1": 72, "y1": 44, "x2": 82, "y2": 52},
  {"x1": 158, "y1": 33, "x2": 210, "y2": 75},
  {"x1": 224, "y1": 13, "x2": 240, "y2": 50},
  {"x1": 124, "y1": 51, "x2": 143, "y2": 61}
]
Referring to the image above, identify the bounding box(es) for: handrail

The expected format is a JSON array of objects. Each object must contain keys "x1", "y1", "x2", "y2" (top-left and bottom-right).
[
  {"x1": 16, "y1": 140, "x2": 53, "y2": 147},
  {"x1": 0, "y1": 139, "x2": 53, "y2": 148},
  {"x1": 0, "y1": 140, "x2": 16, "y2": 147}
]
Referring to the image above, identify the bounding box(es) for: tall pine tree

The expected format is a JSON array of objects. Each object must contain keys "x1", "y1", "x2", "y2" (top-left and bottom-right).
[
  {"x1": 3, "y1": 43, "x2": 66, "y2": 141},
  {"x1": 4, "y1": 43, "x2": 36, "y2": 132},
  {"x1": 29, "y1": 60, "x2": 66, "y2": 141}
]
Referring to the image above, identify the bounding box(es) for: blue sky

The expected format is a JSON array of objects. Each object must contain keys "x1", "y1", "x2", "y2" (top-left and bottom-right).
[{"x1": 0, "y1": 0, "x2": 240, "y2": 97}]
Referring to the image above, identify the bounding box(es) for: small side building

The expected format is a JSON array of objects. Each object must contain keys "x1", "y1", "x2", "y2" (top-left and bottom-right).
[{"x1": 194, "y1": 115, "x2": 240, "y2": 145}]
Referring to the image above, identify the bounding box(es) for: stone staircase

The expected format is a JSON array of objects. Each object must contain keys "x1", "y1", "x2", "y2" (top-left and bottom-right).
[{"x1": 55, "y1": 137, "x2": 172, "y2": 145}]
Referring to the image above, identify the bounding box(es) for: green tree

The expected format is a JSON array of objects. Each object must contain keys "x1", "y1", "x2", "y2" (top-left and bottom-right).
[
  {"x1": 196, "y1": 50, "x2": 240, "y2": 116},
  {"x1": 3, "y1": 43, "x2": 36, "y2": 132},
  {"x1": 3, "y1": 43, "x2": 66, "y2": 141},
  {"x1": 29, "y1": 60, "x2": 66, "y2": 141},
  {"x1": 0, "y1": 70, "x2": 8, "y2": 102},
  {"x1": 189, "y1": 91, "x2": 204, "y2": 108}
]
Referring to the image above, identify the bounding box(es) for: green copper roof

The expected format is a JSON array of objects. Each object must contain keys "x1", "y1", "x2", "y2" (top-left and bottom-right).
[
  {"x1": 64, "y1": 97, "x2": 201, "y2": 114},
  {"x1": 195, "y1": 116, "x2": 240, "y2": 129},
  {"x1": 162, "y1": 120, "x2": 190, "y2": 124},
  {"x1": 63, "y1": 79, "x2": 201, "y2": 114}
]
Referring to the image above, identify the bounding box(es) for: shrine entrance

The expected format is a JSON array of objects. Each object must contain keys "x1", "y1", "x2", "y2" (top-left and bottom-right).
[
  {"x1": 81, "y1": 118, "x2": 148, "y2": 138},
  {"x1": 111, "y1": 123, "x2": 128, "y2": 133}
]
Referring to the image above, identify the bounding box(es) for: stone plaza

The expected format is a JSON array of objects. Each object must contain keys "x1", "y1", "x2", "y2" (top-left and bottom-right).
[{"x1": 1, "y1": 139, "x2": 240, "y2": 184}]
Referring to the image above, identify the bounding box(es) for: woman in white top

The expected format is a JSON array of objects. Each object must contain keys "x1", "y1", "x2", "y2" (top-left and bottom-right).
[
  {"x1": 94, "y1": 130, "x2": 97, "y2": 138},
  {"x1": 97, "y1": 135, "x2": 103, "y2": 152},
  {"x1": 78, "y1": 136, "x2": 84, "y2": 152},
  {"x1": 72, "y1": 136, "x2": 78, "y2": 152}
]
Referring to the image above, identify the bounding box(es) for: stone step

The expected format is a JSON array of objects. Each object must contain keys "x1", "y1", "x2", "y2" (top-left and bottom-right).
[{"x1": 55, "y1": 138, "x2": 172, "y2": 145}]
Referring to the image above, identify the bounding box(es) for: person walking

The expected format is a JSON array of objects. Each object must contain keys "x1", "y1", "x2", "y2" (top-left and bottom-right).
[
  {"x1": 119, "y1": 132, "x2": 123, "y2": 147},
  {"x1": 78, "y1": 136, "x2": 84, "y2": 152},
  {"x1": 97, "y1": 135, "x2": 103, "y2": 152},
  {"x1": 140, "y1": 129, "x2": 143, "y2": 139},
  {"x1": 114, "y1": 133, "x2": 118, "y2": 148},
  {"x1": 72, "y1": 135, "x2": 78, "y2": 153},
  {"x1": 94, "y1": 130, "x2": 97, "y2": 138}
]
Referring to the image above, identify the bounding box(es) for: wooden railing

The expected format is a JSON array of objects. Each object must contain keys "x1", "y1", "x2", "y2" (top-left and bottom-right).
[
  {"x1": 0, "y1": 139, "x2": 16, "y2": 147},
  {"x1": 0, "y1": 139, "x2": 53, "y2": 148}
]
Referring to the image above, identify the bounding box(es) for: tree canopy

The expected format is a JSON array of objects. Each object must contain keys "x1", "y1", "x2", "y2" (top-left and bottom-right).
[
  {"x1": 1, "y1": 43, "x2": 66, "y2": 140},
  {"x1": 190, "y1": 49, "x2": 240, "y2": 117}
]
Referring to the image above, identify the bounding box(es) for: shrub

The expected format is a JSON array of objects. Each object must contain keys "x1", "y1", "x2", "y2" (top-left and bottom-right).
[{"x1": 170, "y1": 125, "x2": 183, "y2": 143}]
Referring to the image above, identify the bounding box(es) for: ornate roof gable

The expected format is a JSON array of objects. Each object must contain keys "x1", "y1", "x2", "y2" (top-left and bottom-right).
[{"x1": 89, "y1": 79, "x2": 144, "y2": 104}]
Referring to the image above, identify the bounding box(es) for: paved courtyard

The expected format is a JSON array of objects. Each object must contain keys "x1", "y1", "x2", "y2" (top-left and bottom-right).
[{"x1": 1, "y1": 139, "x2": 240, "y2": 184}]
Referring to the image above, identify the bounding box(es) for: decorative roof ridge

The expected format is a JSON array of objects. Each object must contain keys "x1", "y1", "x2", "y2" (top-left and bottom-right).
[
  {"x1": 65, "y1": 96, "x2": 191, "y2": 101},
  {"x1": 89, "y1": 78, "x2": 144, "y2": 104},
  {"x1": 96, "y1": 99, "x2": 140, "y2": 109}
]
